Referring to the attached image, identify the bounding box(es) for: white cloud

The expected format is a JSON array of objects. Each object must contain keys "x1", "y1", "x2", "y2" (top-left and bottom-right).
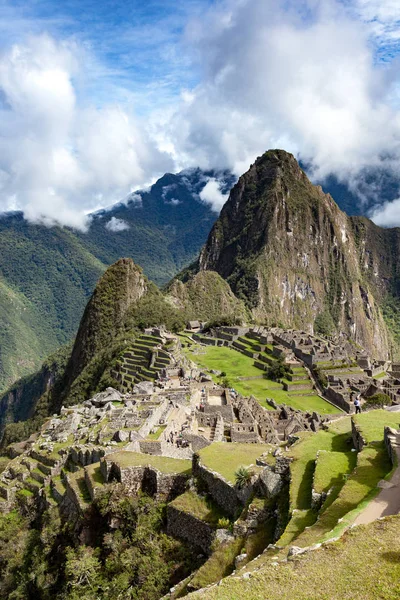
[
  {"x1": 199, "y1": 178, "x2": 229, "y2": 212},
  {"x1": 0, "y1": 34, "x2": 173, "y2": 229},
  {"x1": 164, "y1": 0, "x2": 400, "y2": 195},
  {"x1": 369, "y1": 197, "x2": 400, "y2": 226},
  {"x1": 105, "y1": 216, "x2": 130, "y2": 232}
]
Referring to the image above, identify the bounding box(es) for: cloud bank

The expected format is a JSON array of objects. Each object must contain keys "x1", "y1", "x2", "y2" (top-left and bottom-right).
[
  {"x1": 199, "y1": 178, "x2": 229, "y2": 212},
  {"x1": 0, "y1": 35, "x2": 172, "y2": 229},
  {"x1": 1, "y1": 1, "x2": 400, "y2": 226},
  {"x1": 167, "y1": 0, "x2": 400, "y2": 184}
]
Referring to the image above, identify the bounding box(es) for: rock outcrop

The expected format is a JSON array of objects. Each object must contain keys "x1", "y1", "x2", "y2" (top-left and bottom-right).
[{"x1": 196, "y1": 150, "x2": 394, "y2": 358}]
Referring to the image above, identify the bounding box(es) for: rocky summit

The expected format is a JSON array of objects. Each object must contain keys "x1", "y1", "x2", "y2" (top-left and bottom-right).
[{"x1": 194, "y1": 149, "x2": 400, "y2": 359}]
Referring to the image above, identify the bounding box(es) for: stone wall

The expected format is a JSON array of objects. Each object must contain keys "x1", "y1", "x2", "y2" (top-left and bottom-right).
[
  {"x1": 351, "y1": 418, "x2": 366, "y2": 451},
  {"x1": 138, "y1": 398, "x2": 170, "y2": 439},
  {"x1": 166, "y1": 505, "x2": 215, "y2": 555},
  {"x1": 231, "y1": 423, "x2": 260, "y2": 443},
  {"x1": 193, "y1": 457, "x2": 253, "y2": 517},
  {"x1": 384, "y1": 426, "x2": 400, "y2": 466},
  {"x1": 139, "y1": 440, "x2": 162, "y2": 455},
  {"x1": 325, "y1": 387, "x2": 352, "y2": 413},
  {"x1": 101, "y1": 459, "x2": 188, "y2": 501}
]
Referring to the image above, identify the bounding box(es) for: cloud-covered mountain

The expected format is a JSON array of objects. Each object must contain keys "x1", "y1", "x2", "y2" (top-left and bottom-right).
[{"x1": 0, "y1": 167, "x2": 234, "y2": 394}]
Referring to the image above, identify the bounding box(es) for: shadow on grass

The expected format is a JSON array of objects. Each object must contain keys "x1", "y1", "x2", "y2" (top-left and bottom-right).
[{"x1": 296, "y1": 459, "x2": 315, "y2": 509}]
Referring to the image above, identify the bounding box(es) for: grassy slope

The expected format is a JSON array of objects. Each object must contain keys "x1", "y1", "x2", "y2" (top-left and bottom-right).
[
  {"x1": 183, "y1": 343, "x2": 335, "y2": 414},
  {"x1": 188, "y1": 516, "x2": 400, "y2": 600}
]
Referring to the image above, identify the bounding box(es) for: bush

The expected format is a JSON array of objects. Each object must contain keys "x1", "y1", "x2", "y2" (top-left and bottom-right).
[
  {"x1": 234, "y1": 466, "x2": 252, "y2": 489},
  {"x1": 364, "y1": 393, "x2": 392, "y2": 408},
  {"x1": 314, "y1": 310, "x2": 335, "y2": 337},
  {"x1": 265, "y1": 359, "x2": 291, "y2": 381}
]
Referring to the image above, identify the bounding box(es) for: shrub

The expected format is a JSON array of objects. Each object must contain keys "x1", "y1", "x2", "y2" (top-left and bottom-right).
[
  {"x1": 234, "y1": 466, "x2": 252, "y2": 489},
  {"x1": 265, "y1": 359, "x2": 290, "y2": 381},
  {"x1": 364, "y1": 393, "x2": 392, "y2": 408},
  {"x1": 314, "y1": 310, "x2": 335, "y2": 337},
  {"x1": 217, "y1": 517, "x2": 231, "y2": 529}
]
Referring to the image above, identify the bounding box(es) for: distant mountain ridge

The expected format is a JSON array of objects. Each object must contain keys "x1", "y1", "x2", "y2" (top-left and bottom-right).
[{"x1": 0, "y1": 168, "x2": 234, "y2": 393}]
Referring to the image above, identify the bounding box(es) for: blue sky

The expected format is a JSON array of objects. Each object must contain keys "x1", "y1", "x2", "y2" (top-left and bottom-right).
[
  {"x1": 0, "y1": 0, "x2": 208, "y2": 112},
  {"x1": 0, "y1": 0, "x2": 400, "y2": 227}
]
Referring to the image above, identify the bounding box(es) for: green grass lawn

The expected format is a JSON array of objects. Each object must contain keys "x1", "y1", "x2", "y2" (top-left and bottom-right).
[
  {"x1": 108, "y1": 451, "x2": 191, "y2": 474},
  {"x1": 198, "y1": 442, "x2": 269, "y2": 483},
  {"x1": 188, "y1": 516, "x2": 400, "y2": 600},
  {"x1": 313, "y1": 450, "x2": 356, "y2": 495},
  {"x1": 184, "y1": 344, "x2": 336, "y2": 414},
  {"x1": 287, "y1": 417, "x2": 353, "y2": 511},
  {"x1": 354, "y1": 410, "x2": 400, "y2": 443},
  {"x1": 146, "y1": 425, "x2": 167, "y2": 440}
]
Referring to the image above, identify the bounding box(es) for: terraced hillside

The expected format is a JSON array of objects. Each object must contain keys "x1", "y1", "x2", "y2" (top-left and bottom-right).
[
  {"x1": 185, "y1": 410, "x2": 400, "y2": 599},
  {"x1": 181, "y1": 334, "x2": 335, "y2": 414},
  {"x1": 111, "y1": 332, "x2": 173, "y2": 390}
]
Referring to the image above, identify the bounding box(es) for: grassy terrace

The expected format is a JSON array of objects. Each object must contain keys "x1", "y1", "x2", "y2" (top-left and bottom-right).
[
  {"x1": 170, "y1": 491, "x2": 226, "y2": 525},
  {"x1": 183, "y1": 343, "x2": 335, "y2": 414},
  {"x1": 313, "y1": 450, "x2": 355, "y2": 496},
  {"x1": 189, "y1": 516, "x2": 400, "y2": 600},
  {"x1": 354, "y1": 410, "x2": 400, "y2": 444},
  {"x1": 198, "y1": 442, "x2": 269, "y2": 483},
  {"x1": 108, "y1": 451, "x2": 191, "y2": 474}
]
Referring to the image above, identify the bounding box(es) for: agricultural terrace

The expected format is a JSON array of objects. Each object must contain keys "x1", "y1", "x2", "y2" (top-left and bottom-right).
[
  {"x1": 198, "y1": 442, "x2": 271, "y2": 483},
  {"x1": 182, "y1": 340, "x2": 336, "y2": 414},
  {"x1": 109, "y1": 452, "x2": 191, "y2": 474}
]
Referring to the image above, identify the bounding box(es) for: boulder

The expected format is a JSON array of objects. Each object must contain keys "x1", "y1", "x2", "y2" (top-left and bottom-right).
[
  {"x1": 132, "y1": 381, "x2": 154, "y2": 395},
  {"x1": 91, "y1": 388, "x2": 122, "y2": 406},
  {"x1": 258, "y1": 467, "x2": 283, "y2": 498}
]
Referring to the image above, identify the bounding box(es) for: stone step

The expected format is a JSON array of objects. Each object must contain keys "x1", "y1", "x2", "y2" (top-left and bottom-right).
[
  {"x1": 23, "y1": 477, "x2": 41, "y2": 494},
  {"x1": 31, "y1": 469, "x2": 46, "y2": 485},
  {"x1": 51, "y1": 477, "x2": 67, "y2": 504}
]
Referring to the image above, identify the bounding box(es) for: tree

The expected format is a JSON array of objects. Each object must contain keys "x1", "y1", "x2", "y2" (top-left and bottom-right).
[{"x1": 265, "y1": 359, "x2": 290, "y2": 381}]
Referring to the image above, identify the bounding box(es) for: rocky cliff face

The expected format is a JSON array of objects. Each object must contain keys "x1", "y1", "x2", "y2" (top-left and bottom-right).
[{"x1": 198, "y1": 150, "x2": 395, "y2": 359}]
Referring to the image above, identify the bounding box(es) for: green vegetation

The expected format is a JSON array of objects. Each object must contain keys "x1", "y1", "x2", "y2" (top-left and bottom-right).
[
  {"x1": 354, "y1": 410, "x2": 400, "y2": 444},
  {"x1": 364, "y1": 392, "x2": 392, "y2": 408},
  {"x1": 170, "y1": 491, "x2": 226, "y2": 526},
  {"x1": 198, "y1": 443, "x2": 267, "y2": 483},
  {"x1": 189, "y1": 516, "x2": 400, "y2": 600},
  {"x1": 183, "y1": 343, "x2": 334, "y2": 414},
  {"x1": 313, "y1": 450, "x2": 355, "y2": 496},
  {"x1": 234, "y1": 466, "x2": 252, "y2": 488},
  {"x1": 109, "y1": 451, "x2": 192, "y2": 475},
  {"x1": 314, "y1": 309, "x2": 335, "y2": 337},
  {"x1": 0, "y1": 491, "x2": 203, "y2": 600},
  {"x1": 188, "y1": 537, "x2": 244, "y2": 591}
]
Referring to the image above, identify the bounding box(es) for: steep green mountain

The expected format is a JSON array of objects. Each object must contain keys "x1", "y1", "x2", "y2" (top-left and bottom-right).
[
  {"x1": 0, "y1": 214, "x2": 106, "y2": 393},
  {"x1": 192, "y1": 149, "x2": 400, "y2": 359},
  {"x1": 0, "y1": 169, "x2": 231, "y2": 393},
  {"x1": 0, "y1": 257, "x2": 246, "y2": 436}
]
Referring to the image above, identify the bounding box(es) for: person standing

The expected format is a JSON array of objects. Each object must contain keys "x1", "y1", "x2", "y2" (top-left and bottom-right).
[{"x1": 354, "y1": 394, "x2": 362, "y2": 414}]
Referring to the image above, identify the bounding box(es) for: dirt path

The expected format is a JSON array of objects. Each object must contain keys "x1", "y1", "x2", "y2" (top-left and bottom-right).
[{"x1": 353, "y1": 444, "x2": 400, "y2": 526}]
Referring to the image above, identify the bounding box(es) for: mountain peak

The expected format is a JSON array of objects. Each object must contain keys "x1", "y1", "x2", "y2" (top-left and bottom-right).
[{"x1": 197, "y1": 150, "x2": 390, "y2": 358}]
